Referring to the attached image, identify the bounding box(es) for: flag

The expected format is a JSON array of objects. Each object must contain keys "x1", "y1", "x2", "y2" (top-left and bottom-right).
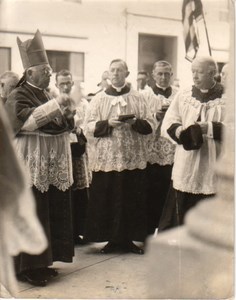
[{"x1": 182, "y1": 0, "x2": 203, "y2": 61}]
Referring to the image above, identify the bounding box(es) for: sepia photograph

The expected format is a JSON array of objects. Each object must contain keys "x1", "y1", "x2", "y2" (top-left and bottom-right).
[{"x1": 0, "y1": 0, "x2": 234, "y2": 299}]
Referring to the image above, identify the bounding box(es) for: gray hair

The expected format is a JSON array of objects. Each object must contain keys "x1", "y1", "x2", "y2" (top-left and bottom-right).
[
  {"x1": 109, "y1": 59, "x2": 128, "y2": 71},
  {"x1": 152, "y1": 61, "x2": 172, "y2": 72},
  {"x1": 0, "y1": 71, "x2": 19, "y2": 81}
]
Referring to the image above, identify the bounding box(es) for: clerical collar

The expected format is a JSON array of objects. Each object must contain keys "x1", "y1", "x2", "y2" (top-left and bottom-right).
[
  {"x1": 192, "y1": 82, "x2": 223, "y2": 103},
  {"x1": 111, "y1": 82, "x2": 127, "y2": 92},
  {"x1": 152, "y1": 84, "x2": 172, "y2": 98},
  {"x1": 200, "y1": 82, "x2": 216, "y2": 93},
  {"x1": 26, "y1": 81, "x2": 43, "y2": 90},
  {"x1": 105, "y1": 84, "x2": 130, "y2": 96}
]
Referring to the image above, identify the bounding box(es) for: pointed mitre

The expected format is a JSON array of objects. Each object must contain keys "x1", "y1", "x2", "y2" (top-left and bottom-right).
[{"x1": 17, "y1": 30, "x2": 49, "y2": 69}]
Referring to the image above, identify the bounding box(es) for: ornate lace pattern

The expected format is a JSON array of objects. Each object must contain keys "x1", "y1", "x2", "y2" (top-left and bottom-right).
[
  {"x1": 147, "y1": 136, "x2": 175, "y2": 165},
  {"x1": 15, "y1": 132, "x2": 73, "y2": 192},
  {"x1": 86, "y1": 90, "x2": 155, "y2": 172},
  {"x1": 183, "y1": 88, "x2": 225, "y2": 109},
  {"x1": 146, "y1": 86, "x2": 178, "y2": 164},
  {"x1": 72, "y1": 151, "x2": 92, "y2": 190},
  {"x1": 90, "y1": 125, "x2": 148, "y2": 172}
]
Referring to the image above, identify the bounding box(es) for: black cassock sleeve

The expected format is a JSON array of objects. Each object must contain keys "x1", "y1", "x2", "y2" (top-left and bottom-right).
[
  {"x1": 167, "y1": 123, "x2": 182, "y2": 144},
  {"x1": 94, "y1": 120, "x2": 112, "y2": 137},
  {"x1": 131, "y1": 119, "x2": 152, "y2": 135},
  {"x1": 212, "y1": 122, "x2": 223, "y2": 141}
]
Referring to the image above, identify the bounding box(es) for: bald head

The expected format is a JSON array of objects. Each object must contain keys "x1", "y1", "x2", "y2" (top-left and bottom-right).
[
  {"x1": 192, "y1": 56, "x2": 217, "y2": 73},
  {"x1": 191, "y1": 56, "x2": 217, "y2": 90},
  {"x1": 0, "y1": 71, "x2": 19, "y2": 101}
]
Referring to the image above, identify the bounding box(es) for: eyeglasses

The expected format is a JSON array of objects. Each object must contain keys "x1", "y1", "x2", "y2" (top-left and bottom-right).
[
  {"x1": 41, "y1": 67, "x2": 53, "y2": 76},
  {"x1": 30, "y1": 66, "x2": 53, "y2": 76}
]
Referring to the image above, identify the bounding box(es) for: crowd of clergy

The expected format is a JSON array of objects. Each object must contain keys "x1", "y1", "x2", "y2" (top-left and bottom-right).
[{"x1": 0, "y1": 30, "x2": 227, "y2": 288}]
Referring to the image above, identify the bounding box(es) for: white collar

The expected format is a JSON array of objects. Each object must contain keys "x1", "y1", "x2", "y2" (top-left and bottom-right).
[
  {"x1": 200, "y1": 82, "x2": 216, "y2": 93},
  {"x1": 155, "y1": 83, "x2": 169, "y2": 91},
  {"x1": 111, "y1": 82, "x2": 126, "y2": 92},
  {"x1": 26, "y1": 81, "x2": 43, "y2": 90},
  {"x1": 200, "y1": 89, "x2": 209, "y2": 93}
]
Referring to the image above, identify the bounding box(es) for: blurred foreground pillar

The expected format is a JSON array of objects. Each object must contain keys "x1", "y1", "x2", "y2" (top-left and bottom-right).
[{"x1": 147, "y1": 8, "x2": 234, "y2": 300}]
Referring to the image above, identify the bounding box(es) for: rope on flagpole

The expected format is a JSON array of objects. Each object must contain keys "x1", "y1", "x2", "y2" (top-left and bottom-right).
[{"x1": 202, "y1": 12, "x2": 212, "y2": 56}]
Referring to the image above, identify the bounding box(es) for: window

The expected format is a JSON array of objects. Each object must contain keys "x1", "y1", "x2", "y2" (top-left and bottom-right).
[
  {"x1": 0, "y1": 48, "x2": 11, "y2": 74},
  {"x1": 46, "y1": 50, "x2": 84, "y2": 82}
]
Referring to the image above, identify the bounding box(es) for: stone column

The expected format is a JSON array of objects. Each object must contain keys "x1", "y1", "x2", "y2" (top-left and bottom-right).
[{"x1": 147, "y1": 7, "x2": 234, "y2": 299}]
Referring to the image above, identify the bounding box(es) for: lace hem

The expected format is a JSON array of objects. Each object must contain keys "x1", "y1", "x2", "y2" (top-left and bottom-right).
[
  {"x1": 173, "y1": 180, "x2": 217, "y2": 195},
  {"x1": 72, "y1": 153, "x2": 92, "y2": 190},
  {"x1": 15, "y1": 133, "x2": 73, "y2": 193},
  {"x1": 92, "y1": 162, "x2": 147, "y2": 173},
  {"x1": 89, "y1": 125, "x2": 149, "y2": 173}
]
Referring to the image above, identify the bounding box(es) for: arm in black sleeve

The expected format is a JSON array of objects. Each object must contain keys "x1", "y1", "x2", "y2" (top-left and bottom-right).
[
  {"x1": 66, "y1": 117, "x2": 75, "y2": 131},
  {"x1": 212, "y1": 122, "x2": 224, "y2": 141},
  {"x1": 131, "y1": 118, "x2": 152, "y2": 135},
  {"x1": 167, "y1": 123, "x2": 182, "y2": 144},
  {"x1": 94, "y1": 120, "x2": 112, "y2": 137}
]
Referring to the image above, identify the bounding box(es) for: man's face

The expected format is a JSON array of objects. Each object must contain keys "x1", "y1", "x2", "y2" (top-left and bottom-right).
[
  {"x1": 109, "y1": 62, "x2": 129, "y2": 87},
  {"x1": 56, "y1": 75, "x2": 74, "y2": 94},
  {"x1": 191, "y1": 61, "x2": 215, "y2": 90},
  {"x1": 30, "y1": 64, "x2": 52, "y2": 89},
  {"x1": 137, "y1": 74, "x2": 148, "y2": 90},
  {"x1": 152, "y1": 66, "x2": 172, "y2": 88},
  {"x1": 221, "y1": 64, "x2": 228, "y2": 89},
  {"x1": 0, "y1": 77, "x2": 18, "y2": 98}
]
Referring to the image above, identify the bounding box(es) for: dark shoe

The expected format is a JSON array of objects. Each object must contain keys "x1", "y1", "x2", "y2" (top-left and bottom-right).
[
  {"x1": 38, "y1": 267, "x2": 58, "y2": 278},
  {"x1": 124, "y1": 242, "x2": 144, "y2": 255},
  {"x1": 74, "y1": 236, "x2": 88, "y2": 246},
  {"x1": 100, "y1": 242, "x2": 118, "y2": 254},
  {"x1": 17, "y1": 270, "x2": 48, "y2": 287}
]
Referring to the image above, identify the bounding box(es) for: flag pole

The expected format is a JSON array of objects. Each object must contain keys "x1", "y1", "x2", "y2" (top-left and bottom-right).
[{"x1": 202, "y1": 11, "x2": 212, "y2": 56}]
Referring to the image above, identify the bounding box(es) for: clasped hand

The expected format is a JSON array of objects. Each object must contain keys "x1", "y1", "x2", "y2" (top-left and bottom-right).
[
  {"x1": 56, "y1": 93, "x2": 71, "y2": 106},
  {"x1": 196, "y1": 121, "x2": 208, "y2": 134},
  {"x1": 56, "y1": 93, "x2": 76, "y2": 119}
]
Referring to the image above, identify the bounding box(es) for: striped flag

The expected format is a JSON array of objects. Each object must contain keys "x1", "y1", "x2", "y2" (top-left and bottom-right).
[{"x1": 182, "y1": 0, "x2": 203, "y2": 61}]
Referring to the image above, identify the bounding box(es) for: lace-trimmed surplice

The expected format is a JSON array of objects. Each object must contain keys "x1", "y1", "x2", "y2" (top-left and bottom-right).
[
  {"x1": 15, "y1": 131, "x2": 73, "y2": 193},
  {"x1": 145, "y1": 86, "x2": 179, "y2": 166},
  {"x1": 85, "y1": 90, "x2": 155, "y2": 172},
  {"x1": 162, "y1": 87, "x2": 225, "y2": 195},
  {"x1": 71, "y1": 98, "x2": 92, "y2": 190}
]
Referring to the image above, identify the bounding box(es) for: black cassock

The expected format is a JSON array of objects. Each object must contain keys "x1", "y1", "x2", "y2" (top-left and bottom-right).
[{"x1": 5, "y1": 82, "x2": 74, "y2": 274}]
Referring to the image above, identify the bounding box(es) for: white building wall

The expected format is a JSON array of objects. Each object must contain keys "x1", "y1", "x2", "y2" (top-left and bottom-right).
[{"x1": 0, "y1": 0, "x2": 230, "y2": 93}]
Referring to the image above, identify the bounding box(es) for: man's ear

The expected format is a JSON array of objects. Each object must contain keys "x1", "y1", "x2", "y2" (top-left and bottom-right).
[
  {"x1": 125, "y1": 71, "x2": 130, "y2": 78},
  {"x1": 27, "y1": 69, "x2": 33, "y2": 77},
  {"x1": 209, "y1": 70, "x2": 216, "y2": 78}
]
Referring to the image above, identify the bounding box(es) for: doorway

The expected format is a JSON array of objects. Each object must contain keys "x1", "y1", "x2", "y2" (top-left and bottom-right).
[{"x1": 138, "y1": 33, "x2": 177, "y2": 87}]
